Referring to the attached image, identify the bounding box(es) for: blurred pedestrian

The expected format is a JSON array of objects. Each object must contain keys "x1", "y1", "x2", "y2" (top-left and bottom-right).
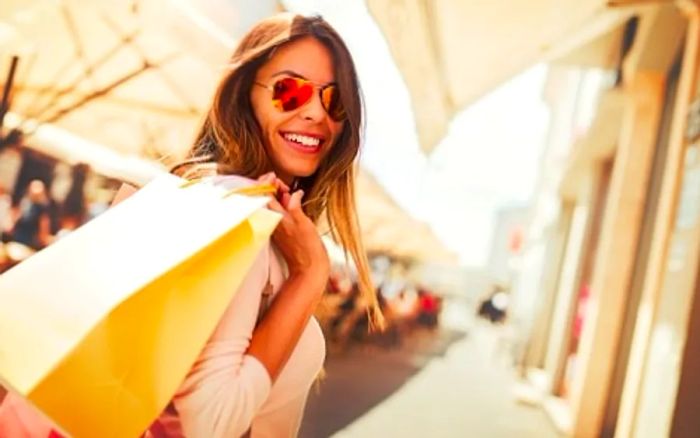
[
  {"x1": 3, "y1": 179, "x2": 53, "y2": 250},
  {"x1": 477, "y1": 285, "x2": 509, "y2": 324},
  {"x1": 0, "y1": 184, "x2": 11, "y2": 236},
  {"x1": 57, "y1": 163, "x2": 90, "y2": 236},
  {"x1": 416, "y1": 288, "x2": 441, "y2": 328},
  {"x1": 0, "y1": 128, "x2": 22, "y2": 153}
]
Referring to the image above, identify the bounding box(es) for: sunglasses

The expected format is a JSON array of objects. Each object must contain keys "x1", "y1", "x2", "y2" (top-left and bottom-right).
[{"x1": 254, "y1": 76, "x2": 346, "y2": 122}]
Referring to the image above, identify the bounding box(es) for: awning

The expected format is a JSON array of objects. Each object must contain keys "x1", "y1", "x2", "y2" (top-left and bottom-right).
[
  {"x1": 356, "y1": 170, "x2": 458, "y2": 264},
  {"x1": 0, "y1": 0, "x2": 277, "y2": 162},
  {"x1": 366, "y1": 0, "x2": 640, "y2": 152},
  {"x1": 3, "y1": 112, "x2": 166, "y2": 186}
]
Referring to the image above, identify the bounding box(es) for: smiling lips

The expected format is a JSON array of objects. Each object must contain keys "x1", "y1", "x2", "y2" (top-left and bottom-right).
[{"x1": 280, "y1": 131, "x2": 325, "y2": 154}]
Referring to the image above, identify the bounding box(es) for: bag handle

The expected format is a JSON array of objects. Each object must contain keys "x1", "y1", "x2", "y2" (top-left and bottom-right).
[{"x1": 179, "y1": 178, "x2": 276, "y2": 198}]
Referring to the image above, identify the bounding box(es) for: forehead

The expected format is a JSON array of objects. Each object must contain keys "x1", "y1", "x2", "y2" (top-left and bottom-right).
[{"x1": 258, "y1": 36, "x2": 336, "y2": 83}]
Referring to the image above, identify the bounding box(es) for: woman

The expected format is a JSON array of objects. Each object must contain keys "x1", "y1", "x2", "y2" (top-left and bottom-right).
[{"x1": 0, "y1": 12, "x2": 382, "y2": 438}]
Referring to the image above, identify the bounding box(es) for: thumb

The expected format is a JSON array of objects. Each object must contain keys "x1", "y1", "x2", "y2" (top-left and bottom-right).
[{"x1": 287, "y1": 190, "x2": 305, "y2": 217}]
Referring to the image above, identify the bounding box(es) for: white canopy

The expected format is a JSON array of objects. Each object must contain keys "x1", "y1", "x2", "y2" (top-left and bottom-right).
[
  {"x1": 367, "y1": 0, "x2": 641, "y2": 152},
  {"x1": 0, "y1": 0, "x2": 277, "y2": 161}
]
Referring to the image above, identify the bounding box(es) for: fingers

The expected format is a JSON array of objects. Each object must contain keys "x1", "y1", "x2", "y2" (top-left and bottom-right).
[
  {"x1": 257, "y1": 172, "x2": 275, "y2": 184},
  {"x1": 279, "y1": 192, "x2": 291, "y2": 209},
  {"x1": 286, "y1": 190, "x2": 307, "y2": 222},
  {"x1": 279, "y1": 190, "x2": 303, "y2": 208},
  {"x1": 267, "y1": 197, "x2": 286, "y2": 215},
  {"x1": 259, "y1": 171, "x2": 307, "y2": 224},
  {"x1": 269, "y1": 189, "x2": 307, "y2": 221},
  {"x1": 275, "y1": 178, "x2": 291, "y2": 194},
  {"x1": 257, "y1": 172, "x2": 291, "y2": 199},
  {"x1": 288, "y1": 190, "x2": 304, "y2": 211}
]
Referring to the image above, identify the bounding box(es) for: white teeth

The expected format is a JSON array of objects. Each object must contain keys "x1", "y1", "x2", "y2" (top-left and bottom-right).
[{"x1": 283, "y1": 133, "x2": 321, "y2": 147}]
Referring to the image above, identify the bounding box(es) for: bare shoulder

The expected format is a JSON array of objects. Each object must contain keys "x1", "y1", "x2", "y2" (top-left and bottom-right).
[{"x1": 110, "y1": 183, "x2": 138, "y2": 207}]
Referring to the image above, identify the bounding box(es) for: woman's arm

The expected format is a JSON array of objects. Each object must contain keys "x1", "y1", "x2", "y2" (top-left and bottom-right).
[
  {"x1": 172, "y1": 246, "x2": 276, "y2": 438},
  {"x1": 111, "y1": 183, "x2": 138, "y2": 206},
  {"x1": 172, "y1": 173, "x2": 329, "y2": 437},
  {"x1": 247, "y1": 174, "x2": 330, "y2": 381},
  {"x1": 247, "y1": 266, "x2": 327, "y2": 380}
]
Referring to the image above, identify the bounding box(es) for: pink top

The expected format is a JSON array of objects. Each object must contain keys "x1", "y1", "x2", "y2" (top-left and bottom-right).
[{"x1": 0, "y1": 176, "x2": 326, "y2": 438}]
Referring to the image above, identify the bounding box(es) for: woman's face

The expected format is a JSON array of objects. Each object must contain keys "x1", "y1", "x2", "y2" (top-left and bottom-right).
[{"x1": 251, "y1": 36, "x2": 344, "y2": 184}]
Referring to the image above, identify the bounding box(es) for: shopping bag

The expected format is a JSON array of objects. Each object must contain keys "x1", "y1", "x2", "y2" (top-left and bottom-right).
[{"x1": 0, "y1": 173, "x2": 280, "y2": 438}]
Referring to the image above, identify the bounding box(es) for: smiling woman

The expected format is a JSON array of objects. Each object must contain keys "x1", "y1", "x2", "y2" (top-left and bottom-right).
[
  {"x1": 163, "y1": 15, "x2": 385, "y2": 436},
  {"x1": 0, "y1": 12, "x2": 382, "y2": 438},
  {"x1": 250, "y1": 37, "x2": 344, "y2": 182}
]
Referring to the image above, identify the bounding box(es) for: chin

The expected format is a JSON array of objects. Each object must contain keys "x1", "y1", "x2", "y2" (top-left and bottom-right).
[{"x1": 281, "y1": 161, "x2": 322, "y2": 180}]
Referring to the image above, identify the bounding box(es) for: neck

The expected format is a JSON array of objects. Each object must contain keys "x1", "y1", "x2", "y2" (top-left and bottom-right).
[{"x1": 273, "y1": 169, "x2": 295, "y2": 187}]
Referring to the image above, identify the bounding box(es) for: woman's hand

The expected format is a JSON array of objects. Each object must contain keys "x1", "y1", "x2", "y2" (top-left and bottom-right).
[{"x1": 258, "y1": 173, "x2": 330, "y2": 286}]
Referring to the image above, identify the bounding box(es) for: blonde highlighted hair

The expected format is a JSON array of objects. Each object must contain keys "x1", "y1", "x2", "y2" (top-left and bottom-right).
[{"x1": 173, "y1": 14, "x2": 383, "y2": 329}]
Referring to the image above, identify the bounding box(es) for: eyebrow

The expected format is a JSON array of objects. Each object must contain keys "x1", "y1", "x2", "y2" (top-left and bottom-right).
[
  {"x1": 270, "y1": 70, "x2": 335, "y2": 86},
  {"x1": 271, "y1": 70, "x2": 307, "y2": 80}
]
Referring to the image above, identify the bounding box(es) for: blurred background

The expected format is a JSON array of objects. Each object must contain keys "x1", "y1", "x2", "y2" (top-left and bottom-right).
[{"x1": 1, "y1": 0, "x2": 699, "y2": 437}]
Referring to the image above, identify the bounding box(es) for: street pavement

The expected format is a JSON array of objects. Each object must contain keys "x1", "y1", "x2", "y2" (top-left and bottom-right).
[{"x1": 300, "y1": 302, "x2": 560, "y2": 438}]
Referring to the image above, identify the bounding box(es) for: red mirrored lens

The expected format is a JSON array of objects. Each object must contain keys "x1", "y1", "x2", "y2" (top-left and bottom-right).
[
  {"x1": 273, "y1": 78, "x2": 313, "y2": 111},
  {"x1": 321, "y1": 85, "x2": 345, "y2": 121},
  {"x1": 271, "y1": 77, "x2": 346, "y2": 121}
]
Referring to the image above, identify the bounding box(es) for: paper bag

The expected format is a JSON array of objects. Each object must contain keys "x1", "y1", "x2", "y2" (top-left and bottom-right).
[{"x1": 0, "y1": 173, "x2": 280, "y2": 437}]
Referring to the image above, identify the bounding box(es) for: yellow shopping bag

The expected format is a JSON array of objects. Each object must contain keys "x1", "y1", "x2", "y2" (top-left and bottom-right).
[{"x1": 0, "y1": 173, "x2": 280, "y2": 438}]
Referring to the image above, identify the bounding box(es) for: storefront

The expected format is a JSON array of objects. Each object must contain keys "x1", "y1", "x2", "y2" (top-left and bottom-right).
[
  {"x1": 573, "y1": 4, "x2": 688, "y2": 434},
  {"x1": 516, "y1": 4, "x2": 694, "y2": 437},
  {"x1": 603, "y1": 55, "x2": 682, "y2": 437},
  {"x1": 625, "y1": 64, "x2": 700, "y2": 438}
]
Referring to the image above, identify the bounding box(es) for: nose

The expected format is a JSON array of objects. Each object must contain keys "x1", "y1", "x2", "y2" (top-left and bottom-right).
[{"x1": 298, "y1": 90, "x2": 326, "y2": 122}]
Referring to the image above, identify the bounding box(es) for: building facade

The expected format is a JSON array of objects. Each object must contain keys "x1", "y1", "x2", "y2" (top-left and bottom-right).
[{"x1": 514, "y1": 3, "x2": 700, "y2": 437}]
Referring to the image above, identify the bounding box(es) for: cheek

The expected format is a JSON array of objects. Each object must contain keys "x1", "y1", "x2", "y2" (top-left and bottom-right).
[
  {"x1": 251, "y1": 90, "x2": 276, "y2": 130},
  {"x1": 329, "y1": 123, "x2": 344, "y2": 145},
  {"x1": 252, "y1": 104, "x2": 279, "y2": 138},
  {"x1": 250, "y1": 95, "x2": 267, "y2": 129},
  {"x1": 323, "y1": 126, "x2": 344, "y2": 158}
]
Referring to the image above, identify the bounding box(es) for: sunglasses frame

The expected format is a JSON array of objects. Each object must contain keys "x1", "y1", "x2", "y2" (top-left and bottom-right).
[{"x1": 254, "y1": 76, "x2": 346, "y2": 121}]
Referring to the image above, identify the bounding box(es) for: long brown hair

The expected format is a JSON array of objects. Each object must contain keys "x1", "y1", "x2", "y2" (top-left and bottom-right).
[{"x1": 175, "y1": 13, "x2": 383, "y2": 329}]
